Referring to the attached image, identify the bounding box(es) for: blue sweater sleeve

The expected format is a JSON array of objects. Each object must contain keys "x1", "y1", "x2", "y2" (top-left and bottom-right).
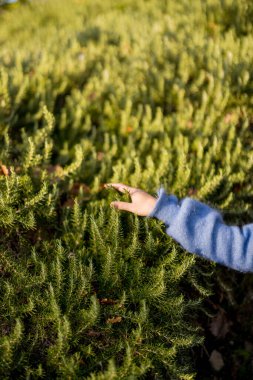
[{"x1": 147, "y1": 187, "x2": 253, "y2": 273}]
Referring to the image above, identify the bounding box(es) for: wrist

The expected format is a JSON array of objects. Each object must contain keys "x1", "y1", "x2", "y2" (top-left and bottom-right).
[{"x1": 147, "y1": 187, "x2": 180, "y2": 226}]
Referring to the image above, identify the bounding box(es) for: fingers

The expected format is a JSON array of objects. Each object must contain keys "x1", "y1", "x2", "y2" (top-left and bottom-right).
[
  {"x1": 110, "y1": 201, "x2": 134, "y2": 212},
  {"x1": 104, "y1": 183, "x2": 135, "y2": 194},
  {"x1": 106, "y1": 183, "x2": 140, "y2": 214}
]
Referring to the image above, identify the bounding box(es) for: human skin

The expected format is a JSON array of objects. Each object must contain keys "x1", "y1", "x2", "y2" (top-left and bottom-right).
[{"x1": 104, "y1": 183, "x2": 157, "y2": 216}]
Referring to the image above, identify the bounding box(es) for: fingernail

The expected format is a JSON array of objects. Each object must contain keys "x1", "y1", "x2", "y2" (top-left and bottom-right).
[{"x1": 110, "y1": 202, "x2": 118, "y2": 209}]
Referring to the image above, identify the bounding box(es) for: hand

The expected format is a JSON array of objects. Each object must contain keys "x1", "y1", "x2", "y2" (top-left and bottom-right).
[{"x1": 104, "y1": 183, "x2": 157, "y2": 216}]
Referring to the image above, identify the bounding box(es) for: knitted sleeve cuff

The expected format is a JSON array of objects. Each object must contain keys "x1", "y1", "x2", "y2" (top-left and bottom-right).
[{"x1": 147, "y1": 187, "x2": 180, "y2": 226}]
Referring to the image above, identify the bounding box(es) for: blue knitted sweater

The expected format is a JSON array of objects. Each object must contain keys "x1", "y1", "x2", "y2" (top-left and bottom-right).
[{"x1": 147, "y1": 187, "x2": 253, "y2": 273}]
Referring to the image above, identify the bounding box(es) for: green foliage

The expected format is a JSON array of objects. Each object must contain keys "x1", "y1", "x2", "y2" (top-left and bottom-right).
[{"x1": 0, "y1": 0, "x2": 253, "y2": 378}]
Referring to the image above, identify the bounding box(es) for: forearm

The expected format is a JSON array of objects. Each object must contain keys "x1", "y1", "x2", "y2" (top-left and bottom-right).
[{"x1": 147, "y1": 187, "x2": 253, "y2": 272}]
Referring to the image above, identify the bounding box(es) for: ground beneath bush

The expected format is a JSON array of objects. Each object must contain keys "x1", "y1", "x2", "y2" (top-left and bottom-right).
[{"x1": 194, "y1": 268, "x2": 253, "y2": 379}]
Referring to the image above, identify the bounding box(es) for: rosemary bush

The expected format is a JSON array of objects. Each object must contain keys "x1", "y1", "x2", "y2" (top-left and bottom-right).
[{"x1": 0, "y1": 0, "x2": 253, "y2": 378}]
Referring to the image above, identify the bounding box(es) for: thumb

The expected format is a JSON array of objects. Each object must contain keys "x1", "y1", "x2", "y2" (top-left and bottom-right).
[{"x1": 110, "y1": 201, "x2": 134, "y2": 213}]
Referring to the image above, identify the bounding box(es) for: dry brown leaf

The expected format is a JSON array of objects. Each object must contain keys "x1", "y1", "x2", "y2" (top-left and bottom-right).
[
  {"x1": 188, "y1": 187, "x2": 198, "y2": 196},
  {"x1": 106, "y1": 316, "x2": 122, "y2": 324},
  {"x1": 88, "y1": 92, "x2": 96, "y2": 101},
  {"x1": 209, "y1": 309, "x2": 232, "y2": 339},
  {"x1": 0, "y1": 165, "x2": 9, "y2": 176},
  {"x1": 186, "y1": 120, "x2": 193, "y2": 129},
  {"x1": 86, "y1": 330, "x2": 101, "y2": 337},
  {"x1": 224, "y1": 113, "x2": 238, "y2": 125},
  {"x1": 97, "y1": 152, "x2": 104, "y2": 161},
  {"x1": 100, "y1": 298, "x2": 118, "y2": 305},
  {"x1": 126, "y1": 125, "x2": 133, "y2": 133},
  {"x1": 209, "y1": 350, "x2": 224, "y2": 371},
  {"x1": 70, "y1": 182, "x2": 91, "y2": 196}
]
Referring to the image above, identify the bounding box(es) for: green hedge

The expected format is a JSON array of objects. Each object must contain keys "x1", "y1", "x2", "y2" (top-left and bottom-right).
[{"x1": 0, "y1": 0, "x2": 253, "y2": 378}]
